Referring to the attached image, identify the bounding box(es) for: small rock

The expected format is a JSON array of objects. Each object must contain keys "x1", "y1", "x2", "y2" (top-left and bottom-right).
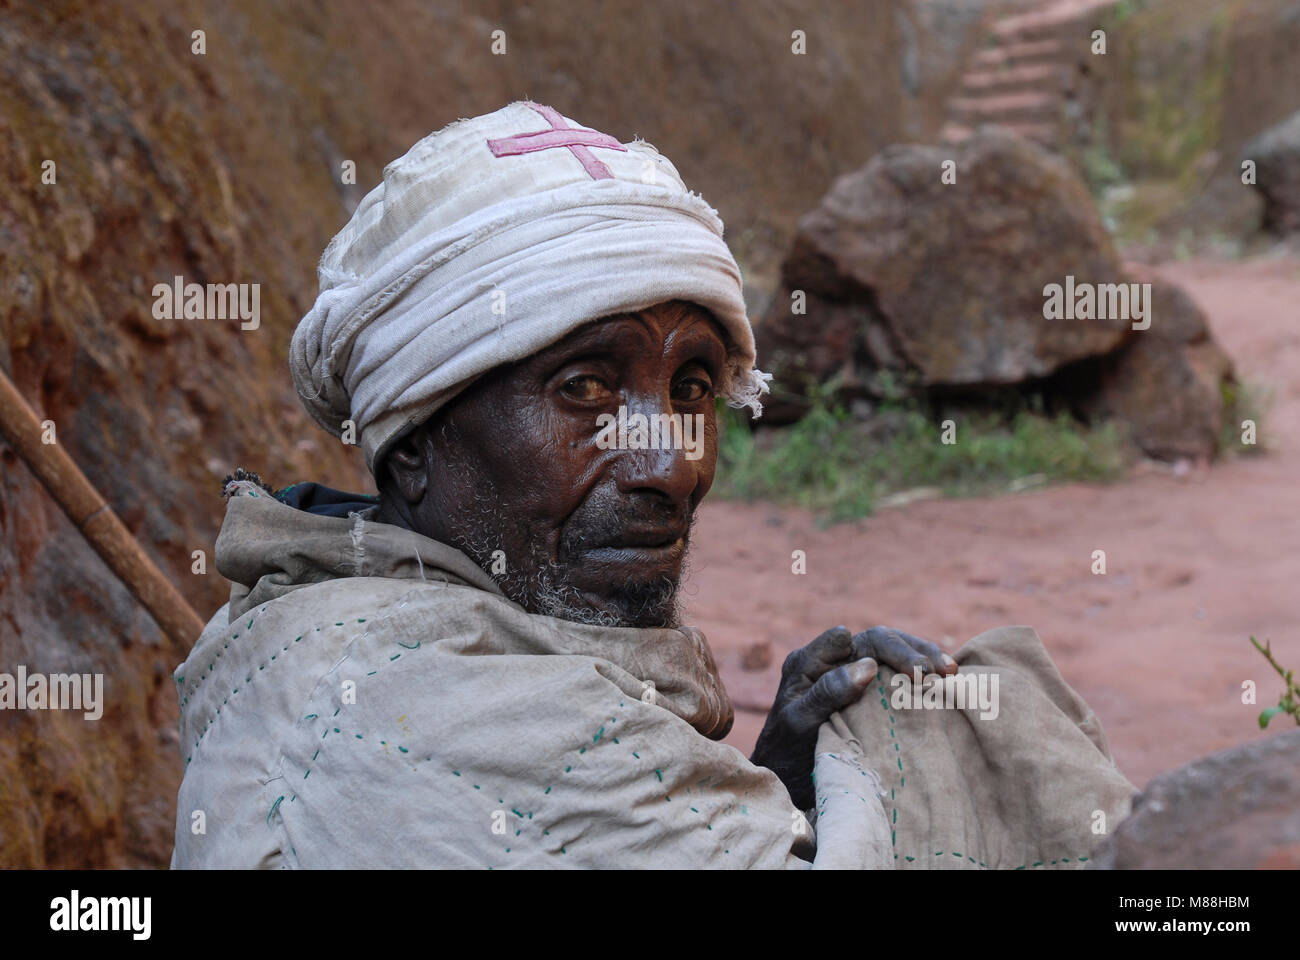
[
  {"x1": 741, "y1": 641, "x2": 773, "y2": 672},
  {"x1": 1083, "y1": 281, "x2": 1234, "y2": 461}
]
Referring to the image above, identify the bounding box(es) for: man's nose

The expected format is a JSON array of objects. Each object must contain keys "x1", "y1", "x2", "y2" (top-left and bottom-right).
[{"x1": 612, "y1": 402, "x2": 701, "y2": 505}]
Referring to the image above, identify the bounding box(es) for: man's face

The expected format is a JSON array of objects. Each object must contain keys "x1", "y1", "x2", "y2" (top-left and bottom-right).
[{"x1": 380, "y1": 299, "x2": 727, "y2": 628}]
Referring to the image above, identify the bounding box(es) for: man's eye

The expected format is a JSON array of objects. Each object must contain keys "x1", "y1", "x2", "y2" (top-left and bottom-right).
[
  {"x1": 562, "y1": 375, "x2": 610, "y2": 401},
  {"x1": 673, "y1": 377, "x2": 713, "y2": 403}
]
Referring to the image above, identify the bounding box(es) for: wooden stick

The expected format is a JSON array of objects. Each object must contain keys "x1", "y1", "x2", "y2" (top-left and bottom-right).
[{"x1": 0, "y1": 368, "x2": 206, "y2": 646}]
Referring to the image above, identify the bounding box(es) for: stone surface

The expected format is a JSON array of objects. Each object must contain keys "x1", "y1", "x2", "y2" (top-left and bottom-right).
[
  {"x1": 1092, "y1": 728, "x2": 1300, "y2": 869},
  {"x1": 1244, "y1": 109, "x2": 1300, "y2": 236}
]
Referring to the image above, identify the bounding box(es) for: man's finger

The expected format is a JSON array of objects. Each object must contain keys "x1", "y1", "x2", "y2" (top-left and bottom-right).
[
  {"x1": 782, "y1": 625, "x2": 853, "y2": 681},
  {"x1": 784, "y1": 657, "x2": 877, "y2": 733},
  {"x1": 894, "y1": 630, "x2": 958, "y2": 675},
  {"x1": 803, "y1": 625, "x2": 855, "y2": 667},
  {"x1": 852, "y1": 626, "x2": 935, "y2": 677}
]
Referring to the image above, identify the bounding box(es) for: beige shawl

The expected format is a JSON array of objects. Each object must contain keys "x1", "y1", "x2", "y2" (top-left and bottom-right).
[{"x1": 170, "y1": 482, "x2": 1133, "y2": 869}]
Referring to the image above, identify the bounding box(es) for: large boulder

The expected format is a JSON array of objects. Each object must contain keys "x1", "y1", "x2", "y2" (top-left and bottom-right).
[
  {"x1": 1244, "y1": 109, "x2": 1300, "y2": 236},
  {"x1": 753, "y1": 128, "x2": 1236, "y2": 461},
  {"x1": 1083, "y1": 280, "x2": 1234, "y2": 461},
  {"x1": 1092, "y1": 729, "x2": 1300, "y2": 869},
  {"x1": 756, "y1": 128, "x2": 1131, "y2": 416}
]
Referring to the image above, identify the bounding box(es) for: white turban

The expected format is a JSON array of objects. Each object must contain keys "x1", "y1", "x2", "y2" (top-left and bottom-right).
[{"x1": 290, "y1": 100, "x2": 769, "y2": 472}]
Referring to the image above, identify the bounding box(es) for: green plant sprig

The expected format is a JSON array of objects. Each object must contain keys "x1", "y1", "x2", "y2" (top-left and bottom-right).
[{"x1": 1250, "y1": 636, "x2": 1299, "y2": 729}]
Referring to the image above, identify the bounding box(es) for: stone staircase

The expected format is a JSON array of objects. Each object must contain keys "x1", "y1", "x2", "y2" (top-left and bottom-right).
[{"x1": 939, "y1": 0, "x2": 1119, "y2": 151}]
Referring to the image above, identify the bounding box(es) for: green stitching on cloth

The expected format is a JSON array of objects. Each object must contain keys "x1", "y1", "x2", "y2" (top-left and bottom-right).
[{"x1": 882, "y1": 677, "x2": 1089, "y2": 871}]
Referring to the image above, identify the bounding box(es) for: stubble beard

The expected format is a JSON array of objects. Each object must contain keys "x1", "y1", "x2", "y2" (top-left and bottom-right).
[{"x1": 441, "y1": 486, "x2": 687, "y2": 629}]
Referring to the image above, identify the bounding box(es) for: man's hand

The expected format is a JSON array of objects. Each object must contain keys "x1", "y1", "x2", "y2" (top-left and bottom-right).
[{"x1": 749, "y1": 625, "x2": 957, "y2": 809}]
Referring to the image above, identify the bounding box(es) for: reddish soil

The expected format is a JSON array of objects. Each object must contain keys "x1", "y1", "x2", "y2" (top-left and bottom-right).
[{"x1": 689, "y1": 256, "x2": 1300, "y2": 787}]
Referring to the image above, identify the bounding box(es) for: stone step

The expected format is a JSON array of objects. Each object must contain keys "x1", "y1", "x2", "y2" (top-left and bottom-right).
[
  {"x1": 971, "y1": 38, "x2": 1064, "y2": 69},
  {"x1": 950, "y1": 90, "x2": 1059, "y2": 125},
  {"x1": 959, "y1": 62, "x2": 1062, "y2": 95},
  {"x1": 1000, "y1": 121, "x2": 1057, "y2": 145},
  {"x1": 991, "y1": 0, "x2": 1119, "y2": 43},
  {"x1": 938, "y1": 121, "x2": 1056, "y2": 148},
  {"x1": 939, "y1": 122, "x2": 972, "y2": 144},
  {"x1": 994, "y1": 22, "x2": 1112, "y2": 54}
]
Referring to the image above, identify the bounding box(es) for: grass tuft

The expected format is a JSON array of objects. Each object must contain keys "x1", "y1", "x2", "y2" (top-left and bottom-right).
[
  {"x1": 1217, "y1": 377, "x2": 1272, "y2": 458},
  {"x1": 714, "y1": 391, "x2": 1129, "y2": 523}
]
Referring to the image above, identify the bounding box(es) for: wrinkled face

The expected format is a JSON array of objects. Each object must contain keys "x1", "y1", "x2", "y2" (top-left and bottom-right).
[{"x1": 377, "y1": 299, "x2": 726, "y2": 628}]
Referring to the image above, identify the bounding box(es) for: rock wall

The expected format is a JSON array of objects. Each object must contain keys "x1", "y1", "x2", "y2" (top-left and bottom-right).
[
  {"x1": 0, "y1": 0, "x2": 938, "y2": 867},
  {"x1": 1066, "y1": 0, "x2": 1300, "y2": 180},
  {"x1": 1074, "y1": 0, "x2": 1300, "y2": 245}
]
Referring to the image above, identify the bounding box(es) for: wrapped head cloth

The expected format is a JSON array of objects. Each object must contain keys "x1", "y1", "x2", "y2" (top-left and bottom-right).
[{"x1": 290, "y1": 101, "x2": 770, "y2": 473}]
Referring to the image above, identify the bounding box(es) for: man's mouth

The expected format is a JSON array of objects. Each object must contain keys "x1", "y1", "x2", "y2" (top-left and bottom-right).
[
  {"x1": 604, "y1": 527, "x2": 685, "y2": 549},
  {"x1": 580, "y1": 526, "x2": 688, "y2": 568}
]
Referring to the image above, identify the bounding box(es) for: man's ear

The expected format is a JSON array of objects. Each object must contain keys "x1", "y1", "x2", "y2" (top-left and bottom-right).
[{"x1": 382, "y1": 428, "x2": 430, "y2": 505}]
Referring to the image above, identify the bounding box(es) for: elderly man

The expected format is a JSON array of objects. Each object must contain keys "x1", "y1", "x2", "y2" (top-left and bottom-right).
[{"x1": 172, "y1": 102, "x2": 1133, "y2": 869}]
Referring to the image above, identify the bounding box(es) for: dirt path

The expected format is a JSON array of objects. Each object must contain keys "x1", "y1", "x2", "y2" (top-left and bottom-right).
[{"x1": 688, "y1": 255, "x2": 1300, "y2": 787}]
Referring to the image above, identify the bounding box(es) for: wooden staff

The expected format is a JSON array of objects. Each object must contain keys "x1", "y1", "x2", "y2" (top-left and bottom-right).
[{"x1": 0, "y1": 368, "x2": 205, "y2": 646}]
